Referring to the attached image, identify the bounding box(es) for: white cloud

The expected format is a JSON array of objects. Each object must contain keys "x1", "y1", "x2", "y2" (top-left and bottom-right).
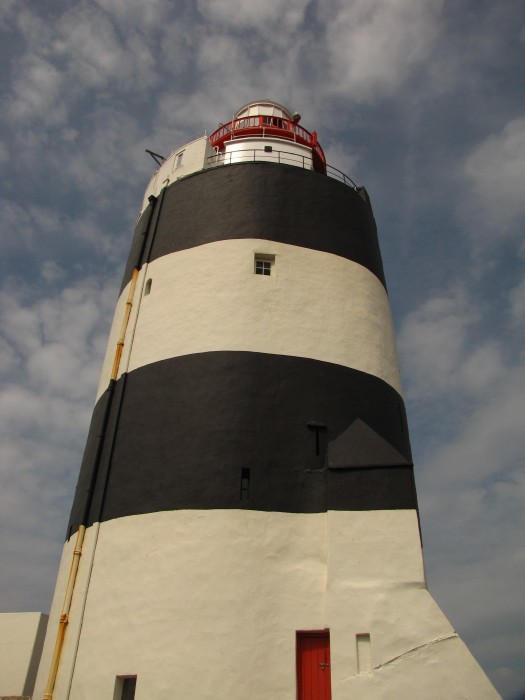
[
  {"x1": 55, "y1": 107, "x2": 146, "y2": 200},
  {"x1": 418, "y1": 365, "x2": 524, "y2": 491},
  {"x1": 0, "y1": 275, "x2": 116, "y2": 610},
  {"x1": 0, "y1": 276, "x2": 115, "y2": 399},
  {"x1": 6, "y1": 55, "x2": 67, "y2": 127},
  {"x1": 398, "y1": 287, "x2": 506, "y2": 400},
  {"x1": 399, "y1": 277, "x2": 525, "y2": 694},
  {"x1": 322, "y1": 0, "x2": 443, "y2": 102},
  {"x1": 40, "y1": 261, "x2": 65, "y2": 285},
  {"x1": 93, "y1": 0, "x2": 172, "y2": 29},
  {"x1": 53, "y1": 5, "x2": 158, "y2": 92},
  {"x1": 3, "y1": 3, "x2": 159, "y2": 139},
  {"x1": 196, "y1": 0, "x2": 309, "y2": 30},
  {"x1": 0, "y1": 337, "x2": 18, "y2": 375},
  {"x1": 508, "y1": 275, "x2": 525, "y2": 325},
  {"x1": 461, "y1": 117, "x2": 525, "y2": 241},
  {"x1": 320, "y1": 139, "x2": 361, "y2": 180},
  {"x1": 0, "y1": 197, "x2": 129, "y2": 263},
  {"x1": 491, "y1": 666, "x2": 525, "y2": 700},
  {"x1": 0, "y1": 199, "x2": 39, "y2": 252},
  {"x1": 413, "y1": 348, "x2": 525, "y2": 697},
  {"x1": 0, "y1": 142, "x2": 9, "y2": 164},
  {"x1": 0, "y1": 0, "x2": 17, "y2": 24},
  {"x1": 13, "y1": 5, "x2": 53, "y2": 48},
  {"x1": 60, "y1": 127, "x2": 78, "y2": 142}
]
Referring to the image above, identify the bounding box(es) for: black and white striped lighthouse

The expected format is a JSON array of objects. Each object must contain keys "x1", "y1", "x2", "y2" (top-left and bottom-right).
[{"x1": 35, "y1": 100, "x2": 498, "y2": 699}]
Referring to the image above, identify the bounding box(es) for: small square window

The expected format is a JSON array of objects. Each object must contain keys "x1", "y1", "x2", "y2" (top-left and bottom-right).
[
  {"x1": 256, "y1": 259, "x2": 271, "y2": 275},
  {"x1": 254, "y1": 254, "x2": 275, "y2": 276}
]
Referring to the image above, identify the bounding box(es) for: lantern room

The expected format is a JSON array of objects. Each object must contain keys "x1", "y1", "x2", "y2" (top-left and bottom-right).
[{"x1": 209, "y1": 99, "x2": 327, "y2": 173}]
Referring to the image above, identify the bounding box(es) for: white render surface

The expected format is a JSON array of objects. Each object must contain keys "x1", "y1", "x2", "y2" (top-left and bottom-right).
[
  {"x1": 96, "y1": 240, "x2": 402, "y2": 400},
  {"x1": 222, "y1": 137, "x2": 313, "y2": 168},
  {"x1": 0, "y1": 611, "x2": 48, "y2": 697},
  {"x1": 34, "y1": 510, "x2": 499, "y2": 699},
  {"x1": 140, "y1": 135, "x2": 214, "y2": 213}
]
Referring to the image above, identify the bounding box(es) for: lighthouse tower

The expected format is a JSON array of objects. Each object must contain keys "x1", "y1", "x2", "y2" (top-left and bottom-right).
[{"x1": 35, "y1": 101, "x2": 498, "y2": 699}]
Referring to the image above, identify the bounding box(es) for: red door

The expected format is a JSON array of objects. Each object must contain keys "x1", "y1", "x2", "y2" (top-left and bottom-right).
[{"x1": 297, "y1": 630, "x2": 331, "y2": 700}]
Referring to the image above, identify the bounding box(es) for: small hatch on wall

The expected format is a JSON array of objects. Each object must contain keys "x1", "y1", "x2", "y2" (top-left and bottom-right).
[
  {"x1": 356, "y1": 633, "x2": 372, "y2": 674},
  {"x1": 254, "y1": 253, "x2": 275, "y2": 276},
  {"x1": 175, "y1": 151, "x2": 184, "y2": 168},
  {"x1": 144, "y1": 278, "x2": 152, "y2": 295}
]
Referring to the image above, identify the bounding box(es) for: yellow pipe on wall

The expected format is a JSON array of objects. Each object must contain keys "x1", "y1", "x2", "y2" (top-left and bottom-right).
[
  {"x1": 42, "y1": 266, "x2": 141, "y2": 699},
  {"x1": 111, "y1": 268, "x2": 140, "y2": 381},
  {"x1": 42, "y1": 525, "x2": 85, "y2": 700}
]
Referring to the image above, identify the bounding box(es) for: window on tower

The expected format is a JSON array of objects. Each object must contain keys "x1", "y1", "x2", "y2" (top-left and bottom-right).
[
  {"x1": 175, "y1": 151, "x2": 184, "y2": 168},
  {"x1": 254, "y1": 254, "x2": 275, "y2": 276},
  {"x1": 256, "y1": 259, "x2": 271, "y2": 275},
  {"x1": 115, "y1": 675, "x2": 137, "y2": 700}
]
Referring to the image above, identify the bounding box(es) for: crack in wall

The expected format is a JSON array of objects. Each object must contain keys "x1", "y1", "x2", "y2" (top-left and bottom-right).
[{"x1": 374, "y1": 632, "x2": 458, "y2": 670}]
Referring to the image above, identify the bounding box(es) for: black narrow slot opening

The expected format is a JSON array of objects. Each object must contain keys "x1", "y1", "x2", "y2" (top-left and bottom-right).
[
  {"x1": 240, "y1": 468, "x2": 250, "y2": 499},
  {"x1": 306, "y1": 422, "x2": 327, "y2": 470}
]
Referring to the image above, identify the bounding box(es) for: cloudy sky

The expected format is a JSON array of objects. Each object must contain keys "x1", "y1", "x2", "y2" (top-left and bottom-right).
[{"x1": 0, "y1": 1, "x2": 523, "y2": 697}]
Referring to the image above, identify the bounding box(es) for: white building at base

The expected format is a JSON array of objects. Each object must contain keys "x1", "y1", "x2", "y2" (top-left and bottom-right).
[{"x1": 0, "y1": 612, "x2": 48, "y2": 699}]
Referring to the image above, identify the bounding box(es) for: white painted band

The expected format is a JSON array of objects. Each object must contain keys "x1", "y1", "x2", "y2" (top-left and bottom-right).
[{"x1": 96, "y1": 240, "x2": 403, "y2": 400}]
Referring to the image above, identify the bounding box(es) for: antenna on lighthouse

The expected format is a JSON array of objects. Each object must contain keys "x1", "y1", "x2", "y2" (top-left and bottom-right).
[{"x1": 145, "y1": 149, "x2": 166, "y2": 165}]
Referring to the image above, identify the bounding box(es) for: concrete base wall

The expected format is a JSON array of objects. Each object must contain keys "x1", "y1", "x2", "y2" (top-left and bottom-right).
[
  {"x1": 34, "y1": 510, "x2": 498, "y2": 699},
  {"x1": 0, "y1": 612, "x2": 48, "y2": 697}
]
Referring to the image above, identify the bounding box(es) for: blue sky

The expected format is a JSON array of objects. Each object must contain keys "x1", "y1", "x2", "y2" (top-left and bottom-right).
[{"x1": 0, "y1": 1, "x2": 524, "y2": 697}]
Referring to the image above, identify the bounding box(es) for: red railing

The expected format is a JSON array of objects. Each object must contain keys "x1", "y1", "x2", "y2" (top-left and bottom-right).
[{"x1": 209, "y1": 115, "x2": 326, "y2": 170}]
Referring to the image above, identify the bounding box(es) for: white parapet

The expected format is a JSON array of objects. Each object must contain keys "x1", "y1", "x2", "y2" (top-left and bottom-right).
[
  {"x1": 140, "y1": 135, "x2": 215, "y2": 214},
  {"x1": 0, "y1": 612, "x2": 48, "y2": 697}
]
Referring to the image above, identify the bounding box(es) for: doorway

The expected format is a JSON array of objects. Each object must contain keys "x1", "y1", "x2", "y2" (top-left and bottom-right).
[{"x1": 296, "y1": 629, "x2": 331, "y2": 700}]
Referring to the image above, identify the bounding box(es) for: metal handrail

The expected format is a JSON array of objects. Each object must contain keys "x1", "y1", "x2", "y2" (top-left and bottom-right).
[
  {"x1": 206, "y1": 147, "x2": 358, "y2": 189},
  {"x1": 325, "y1": 162, "x2": 358, "y2": 188},
  {"x1": 208, "y1": 148, "x2": 313, "y2": 169}
]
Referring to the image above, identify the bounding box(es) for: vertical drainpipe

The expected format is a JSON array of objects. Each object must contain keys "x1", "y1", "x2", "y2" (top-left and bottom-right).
[{"x1": 42, "y1": 194, "x2": 159, "y2": 700}]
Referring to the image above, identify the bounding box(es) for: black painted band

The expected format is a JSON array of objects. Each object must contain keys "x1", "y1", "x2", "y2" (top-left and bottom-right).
[
  {"x1": 120, "y1": 163, "x2": 385, "y2": 293},
  {"x1": 67, "y1": 352, "x2": 415, "y2": 535}
]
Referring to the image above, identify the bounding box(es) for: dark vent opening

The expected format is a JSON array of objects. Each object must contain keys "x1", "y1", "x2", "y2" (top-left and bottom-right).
[{"x1": 240, "y1": 468, "x2": 250, "y2": 499}]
